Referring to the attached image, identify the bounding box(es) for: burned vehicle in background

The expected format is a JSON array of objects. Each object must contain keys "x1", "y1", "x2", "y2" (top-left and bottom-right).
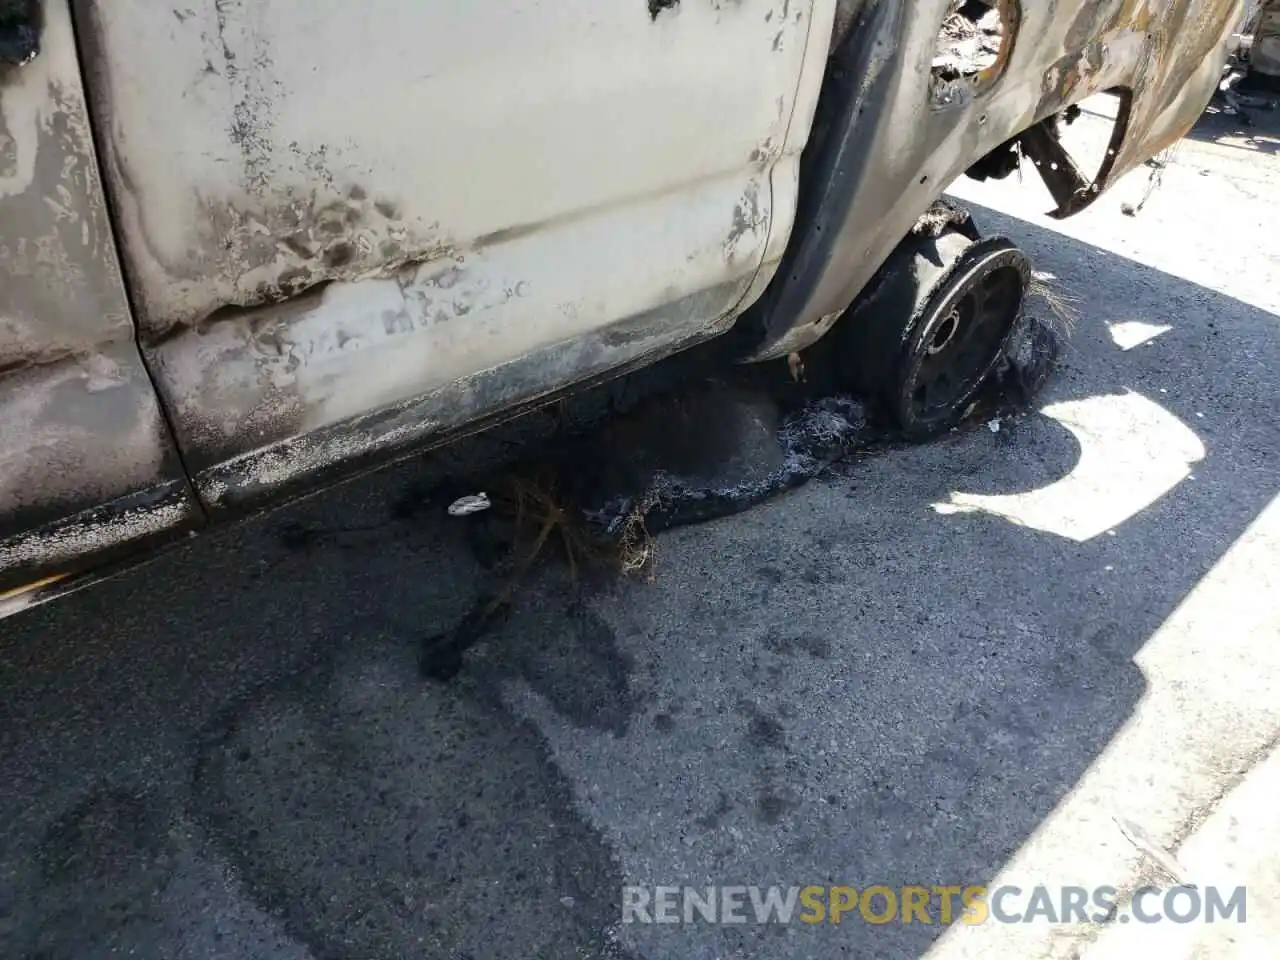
[{"x1": 0, "y1": 0, "x2": 1241, "y2": 612}]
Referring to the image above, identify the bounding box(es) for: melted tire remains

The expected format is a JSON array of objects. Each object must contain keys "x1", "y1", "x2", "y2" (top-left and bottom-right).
[{"x1": 841, "y1": 229, "x2": 1031, "y2": 438}]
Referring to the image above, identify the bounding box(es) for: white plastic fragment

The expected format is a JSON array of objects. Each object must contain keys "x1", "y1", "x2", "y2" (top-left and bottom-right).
[{"x1": 447, "y1": 492, "x2": 491, "y2": 516}]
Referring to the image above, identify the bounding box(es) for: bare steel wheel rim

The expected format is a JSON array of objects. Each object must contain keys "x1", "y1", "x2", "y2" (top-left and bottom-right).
[{"x1": 901, "y1": 244, "x2": 1028, "y2": 426}]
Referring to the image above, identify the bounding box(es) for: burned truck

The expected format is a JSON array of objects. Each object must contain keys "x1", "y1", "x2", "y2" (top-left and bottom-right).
[{"x1": 0, "y1": 0, "x2": 1241, "y2": 611}]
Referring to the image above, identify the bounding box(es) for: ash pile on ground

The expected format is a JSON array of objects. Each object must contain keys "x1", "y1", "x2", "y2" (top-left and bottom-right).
[
  {"x1": 444, "y1": 277, "x2": 1068, "y2": 565},
  {"x1": 417, "y1": 270, "x2": 1068, "y2": 677},
  {"x1": 993, "y1": 295, "x2": 1069, "y2": 405},
  {"x1": 560, "y1": 293, "x2": 1066, "y2": 543},
  {"x1": 564, "y1": 388, "x2": 869, "y2": 540}
]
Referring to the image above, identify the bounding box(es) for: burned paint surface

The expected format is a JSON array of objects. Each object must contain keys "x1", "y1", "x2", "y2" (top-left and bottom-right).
[
  {"x1": 724, "y1": 180, "x2": 769, "y2": 263},
  {"x1": 77, "y1": 0, "x2": 823, "y2": 340},
  {"x1": 72, "y1": 0, "x2": 464, "y2": 342},
  {"x1": 743, "y1": 0, "x2": 1241, "y2": 359},
  {"x1": 0, "y1": 481, "x2": 191, "y2": 590},
  {"x1": 75, "y1": 0, "x2": 833, "y2": 513},
  {"x1": 191, "y1": 279, "x2": 755, "y2": 514},
  {"x1": 0, "y1": 1, "x2": 196, "y2": 589},
  {"x1": 147, "y1": 167, "x2": 781, "y2": 485},
  {"x1": 0, "y1": 79, "x2": 128, "y2": 362}
]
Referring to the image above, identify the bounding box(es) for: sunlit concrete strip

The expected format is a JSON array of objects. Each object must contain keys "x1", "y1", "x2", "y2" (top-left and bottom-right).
[
  {"x1": 932, "y1": 391, "x2": 1205, "y2": 541},
  {"x1": 1083, "y1": 743, "x2": 1280, "y2": 959},
  {"x1": 925, "y1": 492, "x2": 1280, "y2": 959}
]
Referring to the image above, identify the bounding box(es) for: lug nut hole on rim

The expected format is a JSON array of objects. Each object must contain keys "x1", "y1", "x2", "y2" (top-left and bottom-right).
[{"x1": 927, "y1": 308, "x2": 963, "y2": 354}]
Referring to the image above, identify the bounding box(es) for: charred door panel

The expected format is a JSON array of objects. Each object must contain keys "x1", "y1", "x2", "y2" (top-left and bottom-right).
[
  {"x1": 77, "y1": 0, "x2": 836, "y2": 511},
  {"x1": 0, "y1": 0, "x2": 197, "y2": 595}
]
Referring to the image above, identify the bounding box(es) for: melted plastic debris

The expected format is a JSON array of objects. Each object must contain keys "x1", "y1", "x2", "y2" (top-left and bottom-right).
[{"x1": 989, "y1": 298, "x2": 1070, "y2": 407}]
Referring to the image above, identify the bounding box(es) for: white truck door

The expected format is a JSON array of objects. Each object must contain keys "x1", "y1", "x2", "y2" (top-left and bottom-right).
[{"x1": 77, "y1": 0, "x2": 835, "y2": 510}]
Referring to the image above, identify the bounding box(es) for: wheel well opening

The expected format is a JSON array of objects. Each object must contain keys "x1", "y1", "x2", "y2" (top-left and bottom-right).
[{"x1": 964, "y1": 89, "x2": 1135, "y2": 218}]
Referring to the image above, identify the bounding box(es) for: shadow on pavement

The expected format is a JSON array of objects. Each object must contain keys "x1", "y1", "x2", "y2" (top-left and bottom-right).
[{"x1": 0, "y1": 201, "x2": 1275, "y2": 959}]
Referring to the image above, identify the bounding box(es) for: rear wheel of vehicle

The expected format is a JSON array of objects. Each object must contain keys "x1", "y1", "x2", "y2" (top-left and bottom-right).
[{"x1": 840, "y1": 230, "x2": 1030, "y2": 439}]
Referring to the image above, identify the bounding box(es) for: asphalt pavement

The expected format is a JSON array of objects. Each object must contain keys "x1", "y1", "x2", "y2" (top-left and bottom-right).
[{"x1": 1, "y1": 104, "x2": 1277, "y2": 959}]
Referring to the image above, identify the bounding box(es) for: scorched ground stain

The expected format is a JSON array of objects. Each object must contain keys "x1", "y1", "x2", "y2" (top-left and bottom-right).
[{"x1": 413, "y1": 295, "x2": 1066, "y2": 681}]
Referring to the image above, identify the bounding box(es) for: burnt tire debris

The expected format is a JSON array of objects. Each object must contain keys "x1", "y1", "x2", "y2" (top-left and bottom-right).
[{"x1": 421, "y1": 204, "x2": 1066, "y2": 679}]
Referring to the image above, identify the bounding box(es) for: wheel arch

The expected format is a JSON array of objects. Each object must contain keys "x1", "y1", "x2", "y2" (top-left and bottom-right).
[{"x1": 732, "y1": 0, "x2": 1241, "y2": 362}]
